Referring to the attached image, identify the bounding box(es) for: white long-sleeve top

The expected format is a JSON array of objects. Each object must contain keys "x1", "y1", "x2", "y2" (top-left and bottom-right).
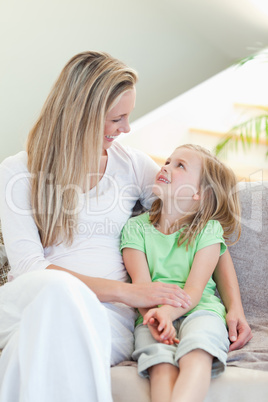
[{"x1": 0, "y1": 142, "x2": 159, "y2": 282}]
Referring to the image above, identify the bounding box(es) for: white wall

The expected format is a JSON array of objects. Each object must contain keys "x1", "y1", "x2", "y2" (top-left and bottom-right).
[
  {"x1": 118, "y1": 58, "x2": 268, "y2": 181},
  {"x1": 0, "y1": 0, "x2": 232, "y2": 162}
]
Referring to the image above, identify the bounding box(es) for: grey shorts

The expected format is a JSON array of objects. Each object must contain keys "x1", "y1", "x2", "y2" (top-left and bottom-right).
[{"x1": 132, "y1": 310, "x2": 230, "y2": 379}]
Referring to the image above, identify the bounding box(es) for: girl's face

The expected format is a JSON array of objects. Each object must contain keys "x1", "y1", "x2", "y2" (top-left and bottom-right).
[
  {"x1": 103, "y1": 88, "x2": 136, "y2": 154},
  {"x1": 153, "y1": 147, "x2": 202, "y2": 202}
]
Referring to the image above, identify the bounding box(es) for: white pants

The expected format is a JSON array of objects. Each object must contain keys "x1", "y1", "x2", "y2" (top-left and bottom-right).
[{"x1": 0, "y1": 270, "x2": 114, "y2": 402}]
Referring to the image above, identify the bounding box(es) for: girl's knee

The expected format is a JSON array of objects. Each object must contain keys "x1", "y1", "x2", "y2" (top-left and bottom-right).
[
  {"x1": 179, "y1": 349, "x2": 213, "y2": 369},
  {"x1": 149, "y1": 363, "x2": 179, "y2": 377}
]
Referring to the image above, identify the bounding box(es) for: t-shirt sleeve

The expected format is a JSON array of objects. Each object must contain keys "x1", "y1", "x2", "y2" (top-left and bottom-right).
[
  {"x1": 120, "y1": 216, "x2": 146, "y2": 254},
  {"x1": 195, "y1": 220, "x2": 227, "y2": 256}
]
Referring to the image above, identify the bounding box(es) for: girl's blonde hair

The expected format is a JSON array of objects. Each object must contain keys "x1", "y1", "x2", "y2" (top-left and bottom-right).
[
  {"x1": 27, "y1": 51, "x2": 137, "y2": 247},
  {"x1": 150, "y1": 144, "x2": 241, "y2": 248}
]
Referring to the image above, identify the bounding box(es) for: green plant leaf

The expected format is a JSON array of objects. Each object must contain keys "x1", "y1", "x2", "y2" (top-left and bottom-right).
[
  {"x1": 216, "y1": 114, "x2": 268, "y2": 157},
  {"x1": 215, "y1": 48, "x2": 268, "y2": 160},
  {"x1": 214, "y1": 136, "x2": 233, "y2": 156}
]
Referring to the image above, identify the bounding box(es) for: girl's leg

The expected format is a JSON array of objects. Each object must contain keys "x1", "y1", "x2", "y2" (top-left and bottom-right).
[
  {"x1": 133, "y1": 324, "x2": 179, "y2": 402},
  {"x1": 171, "y1": 311, "x2": 229, "y2": 402},
  {"x1": 171, "y1": 349, "x2": 213, "y2": 402},
  {"x1": 149, "y1": 363, "x2": 179, "y2": 402},
  {"x1": 0, "y1": 270, "x2": 113, "y2": 402}
]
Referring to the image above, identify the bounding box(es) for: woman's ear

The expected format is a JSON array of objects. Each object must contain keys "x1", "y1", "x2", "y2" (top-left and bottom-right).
[{"x1": 193, "y1": 193, "x2": 200, "y2": 201}]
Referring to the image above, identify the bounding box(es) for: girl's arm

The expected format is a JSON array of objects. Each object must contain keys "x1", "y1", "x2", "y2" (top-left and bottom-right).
[
  {"x1": 122, "y1": 247, "x2": 154, "y2": 318},
  {"x1": 213, "y1": 250, "x2": 253, "y2": 351},
  {"x1": 122, "y1": 247, "x2": 189, "y2": 343},
  {"x1": 121, "y1": 248, "x2": 191, "y2": 311},
  {"x1": 144, "y1": 243, "x2": 221, "y2": 340}
]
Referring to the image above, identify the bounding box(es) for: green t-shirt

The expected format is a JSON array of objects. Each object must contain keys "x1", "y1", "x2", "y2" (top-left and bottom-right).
[{"x1": 120, "y1": 213, "x2": 227, "y2": 326}]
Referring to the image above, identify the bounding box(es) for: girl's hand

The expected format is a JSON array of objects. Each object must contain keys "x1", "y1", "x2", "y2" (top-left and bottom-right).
[
  {"x1": 147, "y1": 321, "x2": 179, "y2": 345},
  {"x1": 144, "y1": 307, "x2": 179, "y2": 344},
  {"x1": 226, "y1": 311, "x2": 253, "y2": 351},
  {"x1": 125, "y1": 282, "x2": 191, "y2": 309}
]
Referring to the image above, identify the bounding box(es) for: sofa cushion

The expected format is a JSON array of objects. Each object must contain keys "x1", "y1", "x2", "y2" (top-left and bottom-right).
[
  {"x1": 227, "y1": 181, "x2": 268, "y2": 370},
  {"x1": 111, "y1": 365, "x2": 268, "y2": 402},
  {"x1": 0, "y1": 222, "x2": 10, "y2": 287}
]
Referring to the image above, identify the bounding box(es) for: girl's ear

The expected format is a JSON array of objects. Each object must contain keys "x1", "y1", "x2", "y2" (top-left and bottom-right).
[{"x1": 193, "y1": 192, "x2": 200, "y2": 201}]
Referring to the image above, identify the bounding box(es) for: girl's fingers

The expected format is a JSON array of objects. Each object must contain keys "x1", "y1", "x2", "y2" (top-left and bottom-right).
[
  {"x1": 148, "y1": 317, "x2": 157, "y2": 326},
  {"x1": 143, "y1": 309, "x2": 157, "y2": 325},
  {"x1": 158, "y1": 319, "x2": 166, "y2": 333},
  {"x1": 160, "y1": 323, "x2": 173, "y2": 340},
  {"x1": 164, "y1": 337, "x2": 180, "y2": 345}
]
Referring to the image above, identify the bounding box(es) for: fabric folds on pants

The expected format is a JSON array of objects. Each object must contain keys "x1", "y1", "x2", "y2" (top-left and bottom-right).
[{"x1": 0, "y1": 270, "x2": 113, "y2": 402}]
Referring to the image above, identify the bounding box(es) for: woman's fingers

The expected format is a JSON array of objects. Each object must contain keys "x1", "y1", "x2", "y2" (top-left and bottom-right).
[
  {"x1": 157, "y1": 282, "x2": 191, "y2": 305},
  {"x1": 131, "y1": 282, "x2": 191, "y2": 308},
  {"x1": 127, "y1": 282, "x2": 191, "y2": 309}
]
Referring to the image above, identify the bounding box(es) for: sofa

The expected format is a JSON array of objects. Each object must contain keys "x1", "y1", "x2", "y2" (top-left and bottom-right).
[{"x1": 1, "y1": 181, "x2": 268, "y2": 401}]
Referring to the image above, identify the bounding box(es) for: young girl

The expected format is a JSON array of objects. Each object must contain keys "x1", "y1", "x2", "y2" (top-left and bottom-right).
[{"x1": 121, "y1": 144, "x2": 242, "y2": 402}]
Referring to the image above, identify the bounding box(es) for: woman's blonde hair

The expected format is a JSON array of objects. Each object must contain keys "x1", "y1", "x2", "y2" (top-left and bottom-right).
[
  {"x1": 150, "y1": 144, "x2": 241, "y2": 248},
  {"x1": 26, "y1": 51, "x2": 138, "y2": 247}
]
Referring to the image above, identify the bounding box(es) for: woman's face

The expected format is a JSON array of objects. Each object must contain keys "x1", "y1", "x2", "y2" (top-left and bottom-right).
[{"x1": 103, "y1": 87, "x2": 136, "y2": 153}]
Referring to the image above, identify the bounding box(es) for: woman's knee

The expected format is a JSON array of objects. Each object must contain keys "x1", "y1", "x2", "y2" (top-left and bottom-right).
[
  {"x1": 22, "y1": 269, "x2": 90, "y2": 299},
  {"x1": 3, "y1": 269, "x2": 96, "y2": 315}
]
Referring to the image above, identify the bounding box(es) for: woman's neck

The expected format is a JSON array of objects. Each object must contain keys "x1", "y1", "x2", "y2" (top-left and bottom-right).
[{"x1": 83, "y1": 154, "x2": 108, "y2": 192}]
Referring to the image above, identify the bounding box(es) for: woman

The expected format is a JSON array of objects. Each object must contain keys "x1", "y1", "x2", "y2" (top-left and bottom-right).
[{"x1": 0, "y1": 51, "x2": 252, "y2": 402}]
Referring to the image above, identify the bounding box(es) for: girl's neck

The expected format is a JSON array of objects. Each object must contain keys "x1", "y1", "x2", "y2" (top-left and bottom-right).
[
  {"x1": 156, "y1": 198, "x2": 197, "y2": 235},
  {"x1": 157, "y1": 206, "x2": 184, "y2": 235}
]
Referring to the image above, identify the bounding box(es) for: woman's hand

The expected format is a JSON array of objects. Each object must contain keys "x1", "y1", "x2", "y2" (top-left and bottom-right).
[
  {"x1": 143, "y1": 306, "x2": 179, "y2": 345},
  {"x1": 124, "y1": 282, "x2": 191, "y2": 309},
  {"x1": 122, "y1": 248, "x2": 191, "y2": 309},
  {"x1": 226, "y1": 311, "x2": 253, "y2": 351}
]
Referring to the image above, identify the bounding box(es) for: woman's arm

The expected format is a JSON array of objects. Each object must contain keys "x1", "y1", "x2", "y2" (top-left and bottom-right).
[
  {"x1": 46, "y1": 261, "x2": 191, "y2": 309},
  {"x1": 214, "y1": 250, "x2": 253, "y2": 351},
  {"x1": 0, "y1": 158, "x2": 190, "y2": 309},
  {"x1": 121, "y1": 248, "x2": 191, "y2": 310}
]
